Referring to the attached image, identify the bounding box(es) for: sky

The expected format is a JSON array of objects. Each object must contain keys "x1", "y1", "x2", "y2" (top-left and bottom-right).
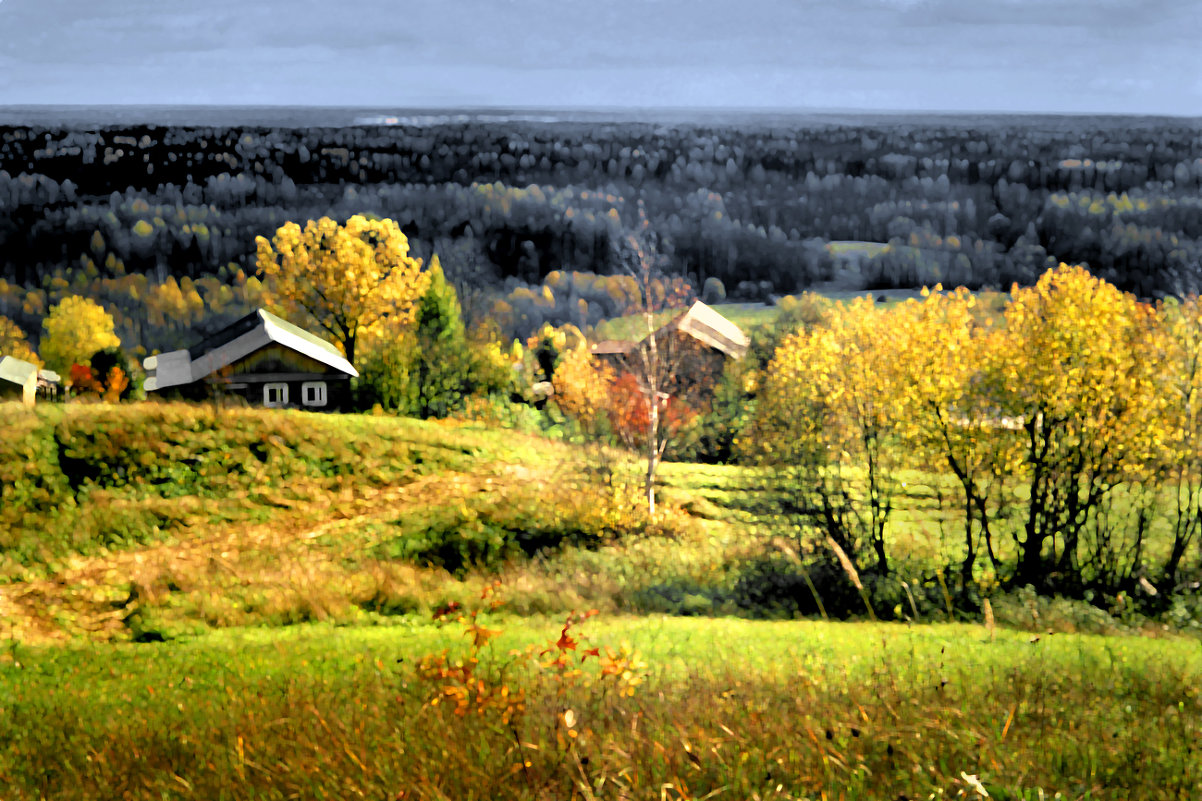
[{"x1": 0, "y1": 0, "x2": 1199, "y2": 115}]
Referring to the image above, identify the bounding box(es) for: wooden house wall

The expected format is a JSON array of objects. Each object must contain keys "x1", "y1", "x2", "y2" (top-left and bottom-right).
[
  {"x1": 160, "y1": 344, "x2": 353, "y2": 410},
  {"x1": 228, "y1": 344, "x2": 340, "y2": 377},
  {"x1": 0, "y1": 379, "x2": 35, "y2": 408}
]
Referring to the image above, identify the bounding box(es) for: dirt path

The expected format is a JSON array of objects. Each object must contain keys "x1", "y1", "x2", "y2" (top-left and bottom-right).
[{"x1": 0, "y1": 470, "x2": 498, "y2": 644}]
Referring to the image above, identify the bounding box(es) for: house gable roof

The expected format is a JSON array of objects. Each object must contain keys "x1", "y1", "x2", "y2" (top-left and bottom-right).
[
  {"x1": 666, "y1": 301, "x2": 750, "y2": 359},
  {"x1": 0, "y1": 355, "x2": 38, "y2": 387},
  {"x1": 144, "y1": 309, "x2": 357, "y2": 392},
  {"x1": 590, "y1": 301, "x2": 749, "y2": 360}
]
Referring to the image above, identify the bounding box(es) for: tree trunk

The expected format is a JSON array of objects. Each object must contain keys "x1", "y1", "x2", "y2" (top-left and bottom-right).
[
  {"x1": 645, "y1": 316, "x2": 659, "y2": 518},
  {"x1": 961, "y1": 496, "x2": 976, "y2": 589},
  {"x1": 646, "y1": 442, "x2": 657, "y2": 518},
  {"x1": 1016, "y1": 521, "x2": 1046, "y2": 590}
]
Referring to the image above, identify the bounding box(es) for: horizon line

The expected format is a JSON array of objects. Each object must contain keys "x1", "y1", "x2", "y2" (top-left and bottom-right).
[{"x1": 2, "y1": 103, "x2": 1200, "y2": 121}]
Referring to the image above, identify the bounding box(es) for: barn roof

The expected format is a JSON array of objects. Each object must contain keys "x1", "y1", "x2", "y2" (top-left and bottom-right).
[
  {"x1": 590, "y1": 301, "x2": 749, "y2": 360},
  {"x1": 144, "y1": 309, "x2": 357, "y2": 392},
  {"x1": 0, "y1": 355, "x2": 38, "y2": 387},
  {"x1": 665, "y1": 301, "x2": 749, "y2": 359}
]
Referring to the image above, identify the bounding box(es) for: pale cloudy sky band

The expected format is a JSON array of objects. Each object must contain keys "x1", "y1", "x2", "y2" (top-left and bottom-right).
[{"x1": 0, "y1": 0, "x2": 1198, "y2": 115}]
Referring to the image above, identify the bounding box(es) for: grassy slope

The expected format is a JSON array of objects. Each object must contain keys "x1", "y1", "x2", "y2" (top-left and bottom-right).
[
  {"x1": 0, "y1": 403, "x2": 664, "y2": 641},
  {"x1": 0, "y1": 400, "x2": 1183, "y2": 641}
]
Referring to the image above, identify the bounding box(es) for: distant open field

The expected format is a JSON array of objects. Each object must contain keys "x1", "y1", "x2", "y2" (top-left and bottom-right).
[
  {"x1": 826, "y1": 240, "x2": 892, "y2": 259},
  {"x1": 589, "y1": 284, "x2": 1010, "y2": 343},
  {"x1": 591, "y1": 303, "x2": 778, "y2": 342}
]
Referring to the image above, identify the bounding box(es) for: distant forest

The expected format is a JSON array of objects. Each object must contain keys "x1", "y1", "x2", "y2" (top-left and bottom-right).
[{"x1": 2, "y1": 117, "x2": 1201, "y2": 354}]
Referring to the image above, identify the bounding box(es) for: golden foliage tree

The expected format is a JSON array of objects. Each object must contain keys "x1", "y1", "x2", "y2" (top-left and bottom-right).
[
  {"x1": 0, "y1": 316, "x2": 40, "y2": 366},
  {"x1": 255, "y1": 215, "x2": 427, "y2": 367},
  {"x1": 552, "y1": 343, "x2": 615, "y2": 438},
  {"x1": 742, "y1": 296, "x2": 906, "y2": 574},
  {"x1": 889, "y1": 286, "x2": 1016, "y2": 586},
  {"x1": 1152, "y1": 295, "x2": 1202, "y2": 584},
  {"x1": 743, "y1": 266, "x2": 1198, "y2": 594},
  {"x1": 40, "y1": 296, "x2": 120, "y2": 376},
  {"x1": 993, "y1": 264, "x2": 1161, "y2": 589}
]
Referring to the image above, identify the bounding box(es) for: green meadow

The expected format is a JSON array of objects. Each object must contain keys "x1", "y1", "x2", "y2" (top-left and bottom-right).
[
  {"x1": 1, "y1": 402, "x2": 1200, "y2": 799},
  {"x1": 2, "y1": 616, "x2": 1199, "y2": 800}
]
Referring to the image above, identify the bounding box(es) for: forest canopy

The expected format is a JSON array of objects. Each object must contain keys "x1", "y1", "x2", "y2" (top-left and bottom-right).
[{"x1": 1, "y1": 115, "x2": 1201, "y2": 355}]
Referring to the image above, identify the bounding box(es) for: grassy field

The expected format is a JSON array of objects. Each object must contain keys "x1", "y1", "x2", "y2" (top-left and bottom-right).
[
  {"x1": 2, "y1": 400, "x2": 1200, "y2": 799},
  {"x1": 826, "y1": 240, "x2": 892, "y2": 259},
  {"x1": 1, "y1": 614, "x2": 1199, "y2": 800},
  {"x1": 0, "y1": 402, "x2": 1184, "y2": 640},
  {"x1": 589, "y1": 282, "x2": 1010, "y2": 346},
  {"x1": 591, "y1": 301, "x2": 799, "y2": 342}
]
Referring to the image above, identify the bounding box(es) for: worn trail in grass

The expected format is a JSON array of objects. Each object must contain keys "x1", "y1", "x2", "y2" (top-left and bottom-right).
[
  {"x1": 0, "y1": 471, "x2": 481, "y2": 641},
  {"x1": 0, "y1": 404, "x2": 615, "y2": 641}
]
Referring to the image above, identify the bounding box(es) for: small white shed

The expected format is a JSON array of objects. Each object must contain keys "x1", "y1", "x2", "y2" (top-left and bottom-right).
[{"x1": 0, "y1": 355, "x2": 38, "y2": 408}]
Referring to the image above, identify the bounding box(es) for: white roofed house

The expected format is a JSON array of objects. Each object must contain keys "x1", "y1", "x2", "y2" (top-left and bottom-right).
[
  {"x1": 589, "y1": 300, "x2": 750, "y2": 406},
  {"x1": 143, "y1": 309, "x2": 358, "y2": 410},
  {"x1": 0, "y1": 355, "x2": 39, "y2": 408},
  {"x1": 591, "y1": 300, "x2": 749, "y2": 368},
  {"x1": 658, "y1": 301, "x2": 750, "y2": 360}
]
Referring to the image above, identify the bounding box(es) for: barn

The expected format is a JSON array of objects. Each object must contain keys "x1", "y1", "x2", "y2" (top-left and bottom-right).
[
  {"x1": 0, "y1": 355, "x2": 38, "y2": 408},
  {"x1": 591, "y1": 301, "x2": 749, "y2": 364},
  {"x1": 589, "y1": 301, "x2": 750, "y2": 404},
  {"x1": 143, "y1": 309, "x2": 357, "y2": 409}
]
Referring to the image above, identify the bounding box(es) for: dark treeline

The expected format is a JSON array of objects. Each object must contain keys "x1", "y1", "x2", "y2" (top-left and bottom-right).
[{"x1": 2, "y1": 116, "x2": 1201, "y2": 352}]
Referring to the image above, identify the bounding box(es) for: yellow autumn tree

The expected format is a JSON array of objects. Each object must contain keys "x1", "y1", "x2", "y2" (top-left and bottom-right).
[
  {"x1": 40, "y1": 296, "x2": 120, "y2": 376},
  {"x1": 146, "y1": 277, "x2": 190, "y2": 330},
  {"x1": 995, "y1": 264, "x2": 1161, "y2": 590},
  {"x1": 552, "y1": 343, "x2": 615, "y2": 439},
  {"x1": 1153, "y1": 295, "x2": 1202, "y2": 584},
  {"x1": 741, "y1": 296, "x2": 906, "y2": 574},
  {"x1": 255, "y1": 215, "x2": 427, "y2": 367},
  {"x1": 0, "y1": 316, "x2": 40, "y2": 366},
  {"x1": 890, "y1": 286, "x2": 1018, "y2": 587}
]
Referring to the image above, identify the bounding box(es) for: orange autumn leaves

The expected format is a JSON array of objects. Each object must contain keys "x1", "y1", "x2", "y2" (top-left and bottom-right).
[
  {"x1": 417, "y1": 585, "x2": 647, "y2": 731},
  {"x1": 553, "y1": 341, "x2": 697, "y2": 448}
]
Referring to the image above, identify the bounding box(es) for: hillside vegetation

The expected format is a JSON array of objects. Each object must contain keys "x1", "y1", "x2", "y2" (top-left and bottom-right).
[
  {"x1": 5, "y1": 112, "x2": 1202, "y2": 799},
  {"x1": 0, "y1": 402, "x2": 699, "y2": 640}
]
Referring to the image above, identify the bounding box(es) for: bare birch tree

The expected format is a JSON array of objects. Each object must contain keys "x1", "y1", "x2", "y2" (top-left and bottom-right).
[{"x1": 611, "y1": 206, "x2": 700, "y2": 517}]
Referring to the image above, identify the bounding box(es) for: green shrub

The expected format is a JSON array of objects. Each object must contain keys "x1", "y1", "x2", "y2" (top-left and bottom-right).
[
  {"x1": 375, "y1": 480, "x2": 654, "y2": 575},
  {"x1": 728, "y1": 552, "x2": 955, "y2": 621}
]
